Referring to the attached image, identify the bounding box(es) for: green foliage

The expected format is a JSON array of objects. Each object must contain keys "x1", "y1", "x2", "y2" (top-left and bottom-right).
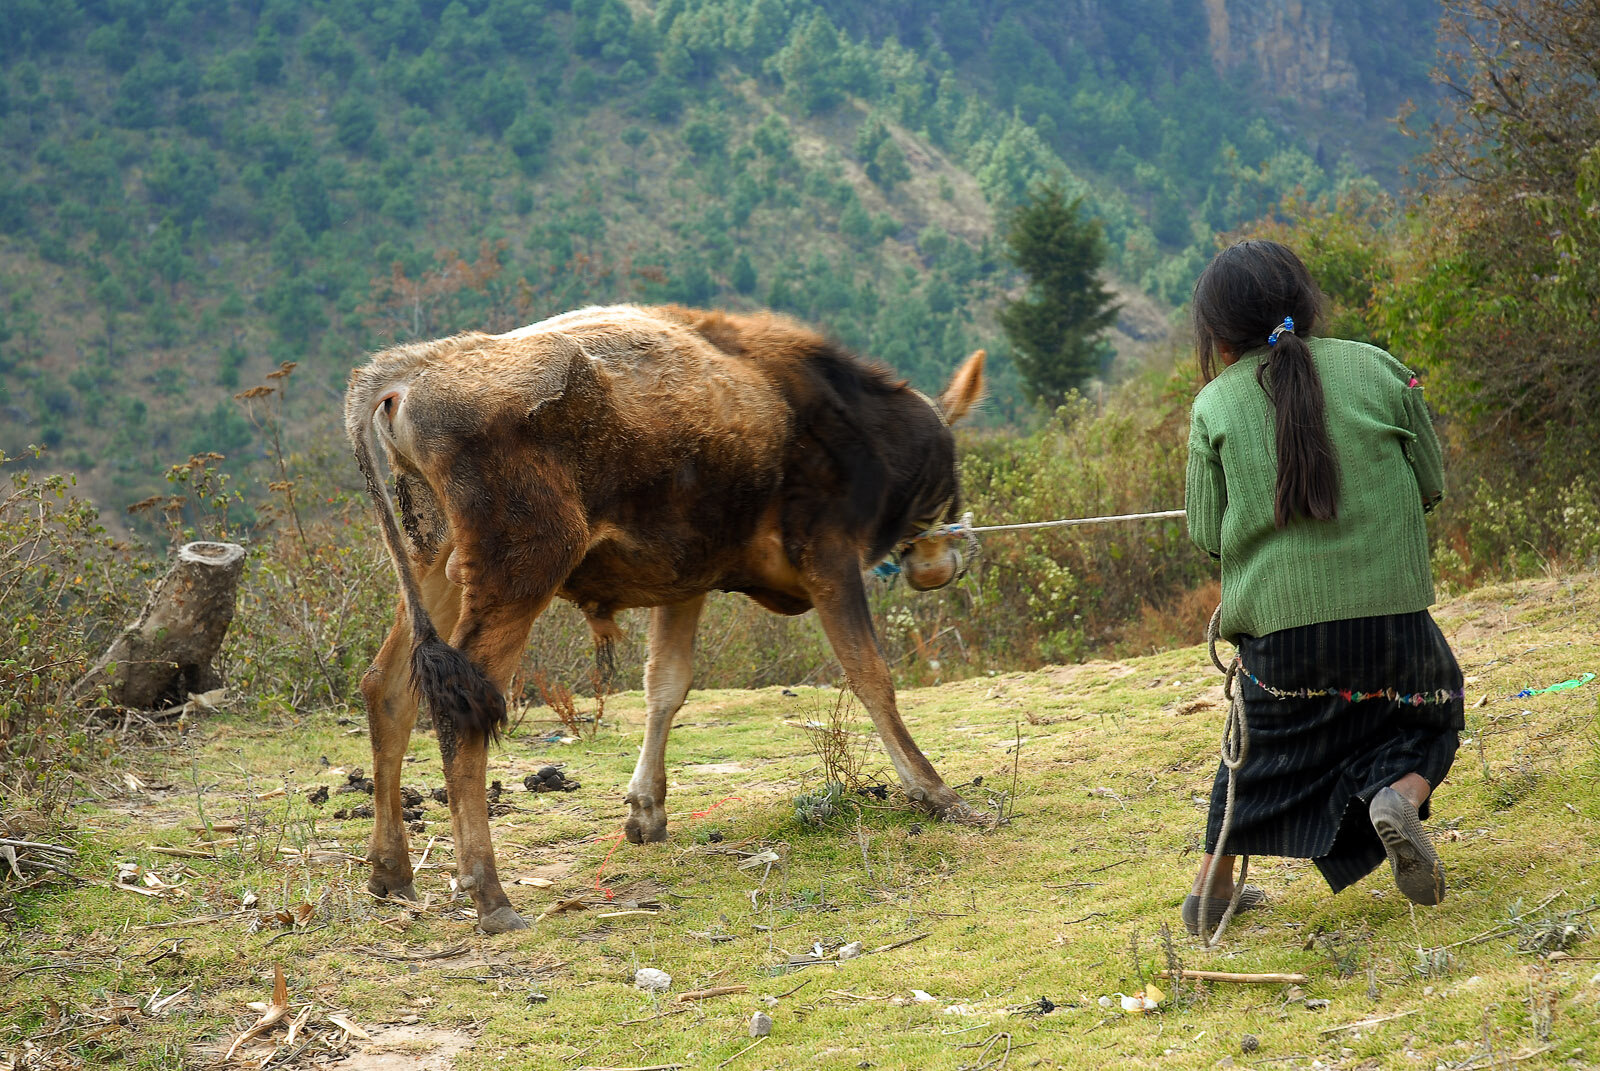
[
  {"x1": 0, "y1": 449, "x2": 144, "y2": 804},
  {"x1": 793, "y1": 781, "x2": 845, "y2": 828},
  {"x1": 772, "y1": 12, "x2": 850, "y2": 116},
  {"x1": 507, "y1": 108, "x2": 555, "y2": 175},
  {"x1": 997, "y1": 181, "x2": 1119, "y2": 405}
]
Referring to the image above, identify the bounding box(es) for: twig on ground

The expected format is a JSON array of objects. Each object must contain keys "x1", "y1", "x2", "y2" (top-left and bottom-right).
[
  {"x1": 715, "y1": 1036, "x2": 766, "y2": 1068},
  {"x1": 774, "y1": 977, "x2": 813, "y2": 1000},
  {"x1": 676, "y1": 985, "x2": 747, "y2": 1003},
  {"x1": 869, "y1": 932, "x2": 930, "y2": 955},
  {"x1": 955, "y1": 1031, "x2": 1013, "y2": 1071},
  {"x1": 1319, "y1": 1009, "x2": 1417, "y2": 1035},
  {"x1": 1156, "y1": 969, "x2": 1309, "y2": 984}
]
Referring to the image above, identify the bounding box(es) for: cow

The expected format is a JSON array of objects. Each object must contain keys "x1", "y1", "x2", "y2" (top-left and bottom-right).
[{"x1": 346, "y1": 304, "x2": 986, "y2": 932}]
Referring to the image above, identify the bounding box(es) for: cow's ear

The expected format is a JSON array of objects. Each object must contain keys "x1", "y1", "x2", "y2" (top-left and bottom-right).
[
  {"x1": 939, "y1": 349, "x2": 985, "y2": 425},
  {"x1": 520, "y1": 332, "x2": 588, "y2": 417}
]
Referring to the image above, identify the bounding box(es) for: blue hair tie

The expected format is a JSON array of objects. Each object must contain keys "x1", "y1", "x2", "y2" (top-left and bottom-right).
[{"x1": 1268, "y1": 316, "x2": 1295, "y2": 346}]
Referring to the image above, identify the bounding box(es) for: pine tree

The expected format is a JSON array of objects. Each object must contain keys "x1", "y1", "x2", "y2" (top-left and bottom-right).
[{"x1": 997, "y1": 180, "x2": 1119, "y2": 406}]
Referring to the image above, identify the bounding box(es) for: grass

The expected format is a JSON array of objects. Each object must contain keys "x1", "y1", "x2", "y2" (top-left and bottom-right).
[{"x1": 2, "y1": 573, "x2": 1598, "y2": 1069}]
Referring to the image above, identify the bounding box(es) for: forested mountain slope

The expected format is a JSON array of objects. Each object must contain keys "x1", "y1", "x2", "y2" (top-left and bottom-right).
[{"x1": 0, "y1": 0, "x2": 1440, "y2": 524}]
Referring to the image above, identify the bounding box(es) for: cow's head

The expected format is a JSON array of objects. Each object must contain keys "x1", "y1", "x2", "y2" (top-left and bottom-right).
[{"x1": 896, "y1": 349, "x2": 985, "y2": 592}]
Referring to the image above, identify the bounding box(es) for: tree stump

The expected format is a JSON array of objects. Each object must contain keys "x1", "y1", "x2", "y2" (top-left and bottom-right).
[{"x1": 77, "y1": 541, "x2": 247, "y2": 710}]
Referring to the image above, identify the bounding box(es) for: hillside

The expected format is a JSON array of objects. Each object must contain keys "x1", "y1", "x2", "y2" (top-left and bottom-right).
[
  {"x1": 0, "y1": 0, "x2": 1442, "y2": 526},
  {"x1": 5, "y1": 572, "x2": 1595, "y2": 1068}
]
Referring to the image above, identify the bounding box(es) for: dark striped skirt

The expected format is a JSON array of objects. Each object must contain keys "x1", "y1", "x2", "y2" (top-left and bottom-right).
[{"x1": 1203, "y1": 611, "x2": 1464, "y2": 893}]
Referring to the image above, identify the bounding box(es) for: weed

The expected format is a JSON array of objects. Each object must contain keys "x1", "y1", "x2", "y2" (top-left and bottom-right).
[
  {"x1": 793, "y1": 782, "x2": 845, "y2": 829},
  {"x1": 529, "y1": 668, "x2": 606, "y2": 741},
  {"x1": 1159, "y1": 922, "x2": 1185, "y2": 1007},
  {"x1": 1315, "y1": 927, "x2": 1371, "y2": 979},
  {"x1": 1414, "y1": 946, "x2": 1457, "y2": 979},
  {"x1": 801, "y1": 689, "x2": 878, "y2": 795},
  {"x1": 1510, "y1": 899, "x2": 1594, "y2": 954}
]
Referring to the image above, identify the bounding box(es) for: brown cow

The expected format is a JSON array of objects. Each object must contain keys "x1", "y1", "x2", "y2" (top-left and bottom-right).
[{"x1": 346, "y1": 304, "x2": 985, "y2": 932}]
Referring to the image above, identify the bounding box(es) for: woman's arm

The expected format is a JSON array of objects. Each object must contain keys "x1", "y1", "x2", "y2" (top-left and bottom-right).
[
  {"x1": 1400, "y1": 378, "x2": 1445, "y2": 512},
  {"x1": 1186, "y1": 409, "x2": 1225, "y2": 560}
]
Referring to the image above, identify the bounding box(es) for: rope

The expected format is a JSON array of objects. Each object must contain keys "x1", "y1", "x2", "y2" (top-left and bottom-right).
[
  {"x1": 963, "y1": 508, "x2": 1187, "y2": 535},
  {"x1": 1199, "y1": 604, "x2": 1250, "y2": 947},
  {"x1": 884, "y1": 508, "x2": 1186, "y2": 576}
]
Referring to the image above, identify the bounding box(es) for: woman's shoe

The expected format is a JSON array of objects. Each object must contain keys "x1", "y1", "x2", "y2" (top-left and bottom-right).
[
  {"x1": 1369, "y1": 786, "x2": 1446, "y2": 905},
  {"x1": 1181, "y1": 884, "x2": 1267, "y2": 936}
]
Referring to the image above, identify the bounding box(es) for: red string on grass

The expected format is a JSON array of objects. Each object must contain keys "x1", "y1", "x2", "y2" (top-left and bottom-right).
[
  {"x1": 592, "y1": 830, "x2": 625, "y2": 901},
  {"x1": 589, "y1": 797, "x2": 741, "y2": 901},
  {"x1": 690, "y1": 795, "x2": 742, "y2": 819}
]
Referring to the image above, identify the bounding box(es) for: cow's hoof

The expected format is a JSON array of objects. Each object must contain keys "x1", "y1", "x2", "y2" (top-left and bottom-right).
[
  {"x1": 478, "y1": 905, "x2": 529, "y2": 933},
  {"x1": 367, "y1": 874, "x2": 419, "y2": 902},
  {"x1": 937, "y1": 801, "x2": 992, "y2": 827},
  {"x1": 624, "y1": 814, "x2": 669, "y2": 844}
]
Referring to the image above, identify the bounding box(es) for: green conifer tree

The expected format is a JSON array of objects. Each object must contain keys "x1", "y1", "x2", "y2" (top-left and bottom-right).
[{"x1": 997, "y1": 180, "x2": 1119, "y2": 406}]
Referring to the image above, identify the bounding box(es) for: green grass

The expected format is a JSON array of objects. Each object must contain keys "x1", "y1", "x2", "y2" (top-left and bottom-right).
[{"x1": 4, "y1": 574, "x2": 1599, "y2": 1069}]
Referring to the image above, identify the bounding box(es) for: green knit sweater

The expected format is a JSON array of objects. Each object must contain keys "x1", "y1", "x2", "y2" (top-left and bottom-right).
[{"x1": 1186, "y1": 337, "x2": 1444, "y2": 641}]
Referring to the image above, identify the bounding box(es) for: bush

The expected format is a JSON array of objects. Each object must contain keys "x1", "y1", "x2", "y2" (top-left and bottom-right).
[{"x1": 0, "y1": 450, "x2": 149, "y2": 806}]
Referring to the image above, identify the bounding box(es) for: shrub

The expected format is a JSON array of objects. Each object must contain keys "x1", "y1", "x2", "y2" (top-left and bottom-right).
[{"x1": 0, "y1": 449, "x2": 150, "y2": 808}]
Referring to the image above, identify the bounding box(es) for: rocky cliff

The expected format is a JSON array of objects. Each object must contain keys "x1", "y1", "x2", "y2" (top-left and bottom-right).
[
  {"x1": 1207, "y1": 0, "x2": 1363, "y2": 114},
  {"x1": 1205, "y1": 0, "x2": 1436, "y2": 120}
]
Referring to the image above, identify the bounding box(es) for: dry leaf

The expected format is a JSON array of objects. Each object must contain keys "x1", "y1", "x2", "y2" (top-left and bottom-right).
[
  {"x1": 1120, "y1": 981, "x2": 1165, "y2": 1013},
  {"x1": 147, "y1": 986, "x2": 191, "y2": 1015},
  {"x1": 736, "y1": 850, "x2": 780, "y2": 871},
  {"x1": 223, "y1": 965, "x2": 289, "y2": 1061},
  {"x1": 327, "y1": 1013, "x2": 372, "y2": 1041},
  {"x1": 284, "y1": 1004, "x2": 312, "y2": 1047}
]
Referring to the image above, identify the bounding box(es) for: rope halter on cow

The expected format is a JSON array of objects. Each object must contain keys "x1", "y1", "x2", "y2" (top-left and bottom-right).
[{"x1": 872, "y1": 512, "x2": 980, "y2": 584}]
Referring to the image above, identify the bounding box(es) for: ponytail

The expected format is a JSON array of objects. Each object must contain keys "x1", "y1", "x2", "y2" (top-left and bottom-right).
[
  {"x1": 1192, "y1": 240, "x2": 1340, "y2": 528},
  {"x1": 1256, "y1": 328, "x2": 1338, "y2": 527}
]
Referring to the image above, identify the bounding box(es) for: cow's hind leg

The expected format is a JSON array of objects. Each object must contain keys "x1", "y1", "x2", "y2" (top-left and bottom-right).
[
  {"x1": 807, "y1": 563, "x2": 973, "y2": 820},
  {"x1": 440, "y1": 593, "x2": 554, "y2": 933},
  {"x1": 625, "y1": 595, "x2": 706, "y2": 844},
  {"x1": 361, "y1": 561, "x2": 462, "y2": 901}
]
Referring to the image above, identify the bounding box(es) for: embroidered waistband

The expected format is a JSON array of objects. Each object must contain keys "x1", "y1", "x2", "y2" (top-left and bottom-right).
[{"x1": 1235, "y1": 659, "x2": 1464, "y2": 707}]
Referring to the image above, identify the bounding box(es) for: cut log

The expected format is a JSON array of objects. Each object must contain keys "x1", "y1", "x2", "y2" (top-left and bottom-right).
[{"x1": 77, "y1": 541, "x2": 246, "y2": 710}]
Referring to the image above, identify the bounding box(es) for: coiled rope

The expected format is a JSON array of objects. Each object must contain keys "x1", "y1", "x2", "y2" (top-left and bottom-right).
[{"x1": 1199, "y1": 604, "x2": 1250, "y2": 947}]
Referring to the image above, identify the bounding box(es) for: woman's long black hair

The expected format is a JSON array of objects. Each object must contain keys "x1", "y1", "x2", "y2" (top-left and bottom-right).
[{"x1": 1192, "y1": 239, "x2": 1338, "y2": 528}]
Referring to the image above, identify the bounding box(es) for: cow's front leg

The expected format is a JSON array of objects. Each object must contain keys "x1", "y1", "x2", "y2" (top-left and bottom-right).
[
  {"x1": 625, "y1": 595, "x2": 706, "y2": 844},
  {"x1": 442, "y1": 597, "x2": 542, "y2": 933},
  {"x1": 807, "y1": 564, "x2": 974, "y2": 821}
]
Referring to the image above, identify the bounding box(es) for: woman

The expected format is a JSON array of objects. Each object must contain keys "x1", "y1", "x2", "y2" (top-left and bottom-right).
[{"x1": 1182, "y1": 239, "x2": 1464, "y2": 937}]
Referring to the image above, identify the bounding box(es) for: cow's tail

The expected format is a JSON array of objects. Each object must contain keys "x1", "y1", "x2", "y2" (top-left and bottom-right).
[{"x1": 351, "y1": 406, "x2": 506, "y2": 746}]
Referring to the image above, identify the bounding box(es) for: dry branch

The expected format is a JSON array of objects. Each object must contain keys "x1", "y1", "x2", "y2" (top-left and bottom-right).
[
  {"x1": 676, "y1": 985, "x2": 748, "y2": 1003},
  {"x1": 1155, "y1": 969, "x2": 1309, "y2": 984}
]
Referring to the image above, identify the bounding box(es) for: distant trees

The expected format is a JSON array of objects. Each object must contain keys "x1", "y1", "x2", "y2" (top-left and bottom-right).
[
  {"x1": 997, "y1": 181, "x2": 1119, "y2": 407},
  {"x1": 854, "y1": 116, "x2": 909, "y2": 191}
]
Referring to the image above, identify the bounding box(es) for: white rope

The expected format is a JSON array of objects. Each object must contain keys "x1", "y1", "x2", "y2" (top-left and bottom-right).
[
  {"x1": 964, "y1": 508, "x2": 1186, "y2": 535},
  {"x1": 1200, "y1": 604, "x2": 1250, "y2": 947}
]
